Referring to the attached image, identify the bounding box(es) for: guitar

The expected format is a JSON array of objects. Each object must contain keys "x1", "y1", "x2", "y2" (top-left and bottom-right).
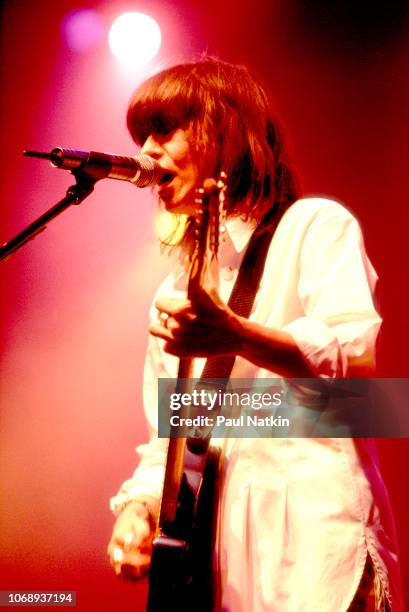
[{"x1": 146, "y1": 175, "x2": 226, "y2": 612}]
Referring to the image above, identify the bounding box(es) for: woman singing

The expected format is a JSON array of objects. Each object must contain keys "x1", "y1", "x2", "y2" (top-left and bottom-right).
[{"x1": 108, "y1": 58, "x2": 402, "y2": 611}]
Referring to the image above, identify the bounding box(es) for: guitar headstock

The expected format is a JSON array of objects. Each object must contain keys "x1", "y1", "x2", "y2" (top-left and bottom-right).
[{"x1": 188, "y1": 172, "x2": 226, "y2": 298}]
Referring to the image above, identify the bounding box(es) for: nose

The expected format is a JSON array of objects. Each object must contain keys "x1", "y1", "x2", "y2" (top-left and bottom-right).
[{"x1": 140, "y1": 135, "x2": 163, "y2": 160}]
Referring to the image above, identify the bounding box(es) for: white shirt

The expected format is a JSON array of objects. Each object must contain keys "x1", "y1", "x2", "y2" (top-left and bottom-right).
[{"x1": 111, "y1": 198, "x2": 403, "y2": 611}]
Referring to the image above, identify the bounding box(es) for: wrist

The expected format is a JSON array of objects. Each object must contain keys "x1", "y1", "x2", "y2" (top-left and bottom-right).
[{"x1": 111, "y1": 493, "x2": 159, "y2": 528}]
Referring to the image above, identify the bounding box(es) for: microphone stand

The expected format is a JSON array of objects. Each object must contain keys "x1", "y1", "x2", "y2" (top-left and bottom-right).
[{"x1": 0, "y1": 171, "x2": 98, "y2": 262}]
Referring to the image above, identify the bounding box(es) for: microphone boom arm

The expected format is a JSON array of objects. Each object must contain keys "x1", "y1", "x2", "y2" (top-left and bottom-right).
[{"x1": 0, "y1": 170, "x2": 98, "y2": 262}]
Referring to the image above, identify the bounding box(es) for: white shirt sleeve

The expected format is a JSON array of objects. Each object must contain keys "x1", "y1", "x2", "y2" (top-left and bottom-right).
[
  {"x1": 282, "y1": 202, "x2": 381, "y2": 377},
  {"x1": 109, "y1": 291, "x2": 172, "y2": 514}
]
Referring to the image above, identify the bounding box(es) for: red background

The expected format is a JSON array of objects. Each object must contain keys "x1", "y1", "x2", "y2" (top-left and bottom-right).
[{"x1": 1, "y1": 1, "x2": 408, "y2": 610}]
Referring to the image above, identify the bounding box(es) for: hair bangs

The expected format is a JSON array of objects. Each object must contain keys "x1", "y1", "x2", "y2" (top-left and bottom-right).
[{"x1": 127, "y1": 68, "x2": 205, "y2": 146}]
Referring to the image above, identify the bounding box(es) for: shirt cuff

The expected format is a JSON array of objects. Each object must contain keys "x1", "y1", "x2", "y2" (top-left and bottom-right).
[
  {"x1": 110, "y1": 482, "x2": 161, "y2": 517},
  {"x1": 283, "y1": 316, "x2": 348, "y2": 378}
]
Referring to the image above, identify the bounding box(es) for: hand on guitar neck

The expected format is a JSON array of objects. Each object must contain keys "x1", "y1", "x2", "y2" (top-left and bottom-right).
[{"x1": 150, "y1": 284, "x2": 243, "y2": 358}]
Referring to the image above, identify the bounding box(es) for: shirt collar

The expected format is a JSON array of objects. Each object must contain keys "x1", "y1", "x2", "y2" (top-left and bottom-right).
[
  {"x1": 172, "y1": 215, "x2": 256, "y2": 289},
  {"x1": 223, "y1": 216, "x2": 256, "y2": 253}
]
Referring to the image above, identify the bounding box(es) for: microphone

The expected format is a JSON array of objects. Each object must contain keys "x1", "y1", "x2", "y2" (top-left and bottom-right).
[{"x1": 23, "y1": 147, "x2": 163, "y2": 188}]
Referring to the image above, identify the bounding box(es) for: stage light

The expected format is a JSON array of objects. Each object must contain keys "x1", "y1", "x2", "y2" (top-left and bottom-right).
[
  {"x1": 62, "y1": 9, "x2": 104, "y2": 52},
  {"x1": 108, "y1": 12, "x2": 161, "y2": 68}
]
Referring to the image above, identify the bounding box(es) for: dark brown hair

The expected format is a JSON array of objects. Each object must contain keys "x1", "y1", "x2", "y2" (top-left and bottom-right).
[{"x1": 127, "y1": 58, "x2": 300, "y2": 248}]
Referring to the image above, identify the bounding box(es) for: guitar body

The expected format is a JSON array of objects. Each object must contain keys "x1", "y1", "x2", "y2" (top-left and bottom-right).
[{"x1": 147, "y1": 447, "x2": 220, "y2": 612}]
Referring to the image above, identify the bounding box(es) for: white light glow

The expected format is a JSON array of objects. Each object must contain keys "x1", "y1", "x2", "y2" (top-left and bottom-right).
[
  {"x1": 154, "y1": 211, "x2": 187, "y2": 244},
  {"x1": 108, "y1": 12, "x2": 161, "y2": 68}
]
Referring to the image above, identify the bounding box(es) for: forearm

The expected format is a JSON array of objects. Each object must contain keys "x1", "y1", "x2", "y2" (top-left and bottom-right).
[{"x1": 236, "y1": 315, "x2": 315, "y2": 377}]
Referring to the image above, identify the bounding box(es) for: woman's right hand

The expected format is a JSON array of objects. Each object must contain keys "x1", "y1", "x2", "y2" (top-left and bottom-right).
[{"x1": 107, "y1": 500, "x2": 156, "y2": 580}]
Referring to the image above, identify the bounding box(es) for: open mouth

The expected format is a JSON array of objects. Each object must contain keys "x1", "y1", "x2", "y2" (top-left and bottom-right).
[{"x1": 158, "y1": 171, "x2": 175, "y2": 186}]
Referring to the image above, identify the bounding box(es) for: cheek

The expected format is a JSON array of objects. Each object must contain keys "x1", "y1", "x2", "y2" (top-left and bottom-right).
[
  {"x1": 179, "y1": 155, "x2": 199, "y2": 184},
  {"x1": 177, "y1": 146, "x2": 195, "y2": 170}
]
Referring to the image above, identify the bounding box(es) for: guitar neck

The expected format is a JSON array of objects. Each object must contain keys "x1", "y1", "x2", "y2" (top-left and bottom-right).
[
  {"x1": 177, "y1": 357, "x2": 194, "y2": 381},
  {"x1": 156, "y1": 176, "x2": 224, "y2": 534},
  {"x1": 158, "y1": 357, "x2": 194, "y2": 529}
]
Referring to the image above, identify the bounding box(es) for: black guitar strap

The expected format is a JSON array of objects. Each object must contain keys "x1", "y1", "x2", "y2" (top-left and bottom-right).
[{"x1": 202, "y1": 203, "x2": 285, "y2": 377}]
